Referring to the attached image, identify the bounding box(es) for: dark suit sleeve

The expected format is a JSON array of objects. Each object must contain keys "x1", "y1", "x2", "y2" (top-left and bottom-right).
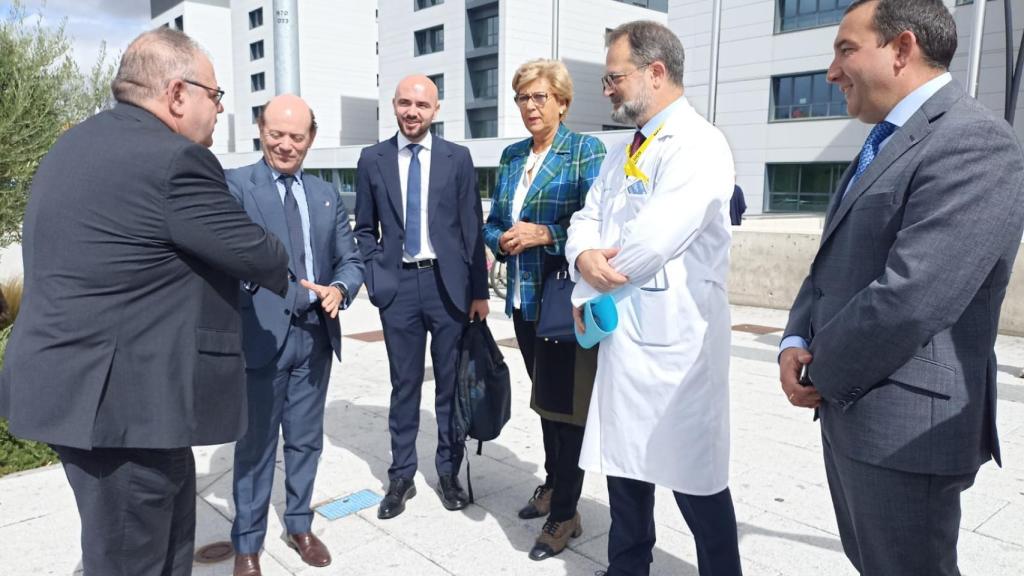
[
  {"x1": 329, "y1": 186, "x2": 364, "y2": 307},
  {"x1": 808, "y1": 114, "x2": 1024, "y2": 402},
  {"x1": 354, "y1": 153, "x2": 382, "y2": 263},
  {"x1": 164, "y1": 144, "x2": 289, "y2": 296},
  {"x1": 459, "y1": 149, "x2": 489, "y2": 301}
]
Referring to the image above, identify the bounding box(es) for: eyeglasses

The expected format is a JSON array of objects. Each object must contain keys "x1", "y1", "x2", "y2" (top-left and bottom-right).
[
  {"x1": 514, "y1": 92, "x2": 550, "y2": 107},
  {"x1": 600, "y1": 63, "x2": 651, "y2": 89},
  {"x1": 183, "y1": 79, "x2": 225, "y2": 104}
]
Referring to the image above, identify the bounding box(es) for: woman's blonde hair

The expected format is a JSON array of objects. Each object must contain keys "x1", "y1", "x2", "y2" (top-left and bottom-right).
[{"x1": 511, "y1": 59, "x2": 574, "y2": 116}]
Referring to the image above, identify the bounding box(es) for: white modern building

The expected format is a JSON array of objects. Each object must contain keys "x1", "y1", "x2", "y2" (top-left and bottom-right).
[
  {"x1": 673, "y1": 0, "x2": 1024, "y2": 215},
  {"x1": 150, "y1": 0, "x2": 379, "y2": 154}
]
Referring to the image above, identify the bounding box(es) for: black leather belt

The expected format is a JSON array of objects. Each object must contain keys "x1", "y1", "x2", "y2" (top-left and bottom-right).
[{"x1": 402, "y1": 259, "x2": 437, "y2": 269}]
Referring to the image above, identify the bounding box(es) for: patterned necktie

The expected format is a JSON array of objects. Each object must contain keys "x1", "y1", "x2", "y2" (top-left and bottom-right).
[
  {"x1": 850, "y1": 121, "x2": 897, "y2": 187},
  {"x1": 630, "y1": 130, "x2": 646, "y2": 156},
  {"x1": 405, "y1": 143, "x2": 422, "y2": 257},
  {"x1": 279, "y1": 174, "x2": 309, "y2": 314}
]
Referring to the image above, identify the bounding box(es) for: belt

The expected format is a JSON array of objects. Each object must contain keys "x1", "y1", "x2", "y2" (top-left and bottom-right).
[{"x1": 402, "y1": 259, "x2": 437, "y2": 269}]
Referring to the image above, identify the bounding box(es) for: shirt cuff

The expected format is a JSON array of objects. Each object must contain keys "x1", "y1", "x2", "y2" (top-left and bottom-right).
[{"x1": 779, "y1": 335, "x2": 809, "y2": 362}]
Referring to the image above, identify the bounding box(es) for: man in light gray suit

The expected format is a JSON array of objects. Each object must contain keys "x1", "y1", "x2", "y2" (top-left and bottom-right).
[{"x1": 780, "y1": 1, "x2": 1024, "y2": 574}]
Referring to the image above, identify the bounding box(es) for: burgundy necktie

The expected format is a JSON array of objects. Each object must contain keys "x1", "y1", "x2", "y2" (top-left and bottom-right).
[{"x1": 630, "y1": 130, "x2": 646, "y2": 156}]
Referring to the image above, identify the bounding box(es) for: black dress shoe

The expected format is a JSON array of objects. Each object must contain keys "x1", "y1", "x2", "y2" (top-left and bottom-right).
[
  {"x1": 378, "y1": 477, "x2": 416, "y2": 520},
  {"x1": 437, "y1": 474, "x2": 469, "y2": 511}
]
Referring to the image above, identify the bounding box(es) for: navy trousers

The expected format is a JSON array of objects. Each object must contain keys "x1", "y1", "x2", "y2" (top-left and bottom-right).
[
  {"x1": 823, "y1": 434, "x2": 976, "y2": 576},
  {"x1": 232, "y1": 309, "x2": 332, "y2": 554},
  {"x1": 606, "y1": 476, "x2": 743, "y2": 576},
  {"x1": 53, "y1": 444, "x2": 196, "y2": 576},
  {"x1": 379, "y1": 265, "x2": 465, "y2": 481}
]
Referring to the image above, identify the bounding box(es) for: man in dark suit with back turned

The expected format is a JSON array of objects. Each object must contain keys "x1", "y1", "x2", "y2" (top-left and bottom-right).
[
  {"x1": 355, "y1": 74, "x2": 489, "y2": 520},
  {"x1": 0, "y1": 28, "x2": 288, "y2": 576},
  {"x1": 227, "y1": 94, "x2": 363, "y2": 576},
  {"x1": 779, "y1": 1, "x2": 1024, "y2": 574}
]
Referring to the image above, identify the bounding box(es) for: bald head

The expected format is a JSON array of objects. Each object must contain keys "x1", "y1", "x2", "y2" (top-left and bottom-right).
[
  {"x1": 259, "y1": 94, "x2": 317, "y2": 175},
  {"x1": 393, "y1": 75, "x2": 440, "y2": 142}
]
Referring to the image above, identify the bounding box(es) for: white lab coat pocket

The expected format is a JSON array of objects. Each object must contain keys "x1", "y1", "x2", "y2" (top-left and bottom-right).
[{"x1": 631, "y1": 288, "x2": 678, "y2": 347}]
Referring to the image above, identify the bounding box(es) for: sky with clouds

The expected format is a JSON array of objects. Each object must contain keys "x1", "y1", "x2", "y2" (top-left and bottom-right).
[{"x1": 1, "y1": 0, "x2": 151, "y2": 72}]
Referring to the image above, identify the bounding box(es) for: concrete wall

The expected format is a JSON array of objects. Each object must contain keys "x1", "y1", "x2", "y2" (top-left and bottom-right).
[{"x1": 729, "y1": 223, "x2": 1024, "y2": 336}]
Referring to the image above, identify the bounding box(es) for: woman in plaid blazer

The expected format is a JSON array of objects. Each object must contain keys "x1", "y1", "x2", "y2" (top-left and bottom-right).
[{"x1": 482, "y1": 59, "x2": 605, "y2": 561}]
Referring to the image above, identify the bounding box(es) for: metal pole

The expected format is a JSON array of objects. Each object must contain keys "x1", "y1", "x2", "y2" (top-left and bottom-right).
[
  {"x1": 552, "y1": 0, "x2": 560, "y2": 59},
  {"x1": 273, "y1": 0, "x2": 300, "y2": 95},
  {"x1": 707, "y1": 0, "x2": 723, "y2": 123},
  {"x1": 966, "y1": 0, "x2": 988, "y2": 98}
]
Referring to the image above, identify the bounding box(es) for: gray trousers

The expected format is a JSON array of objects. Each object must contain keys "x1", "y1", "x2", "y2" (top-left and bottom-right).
[{"x1": 823, "y1": 434, "x2": 976, "y2": 576}]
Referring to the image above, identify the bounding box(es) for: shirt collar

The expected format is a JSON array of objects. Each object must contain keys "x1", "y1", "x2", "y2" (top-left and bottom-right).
[
  {"x1": 639, "y1": 96, "x2": 686, "y2": 138},
  {"x1": 885, "y1": 72, "x2": 951, "y2": 128},
  {"x1": 397, "y1": 129, "x2": 433, "y2": 152},
  {"x1": 266, "y1": 161, "x2": 303, "y2": 184}
]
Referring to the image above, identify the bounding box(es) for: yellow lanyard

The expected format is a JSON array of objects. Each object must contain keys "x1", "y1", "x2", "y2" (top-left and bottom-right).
[{"x1": 624, "y1": 124, "x2": 664, "y2": 184}]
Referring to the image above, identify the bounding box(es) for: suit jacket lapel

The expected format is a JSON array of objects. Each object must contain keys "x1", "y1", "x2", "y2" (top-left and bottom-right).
[
  {"x1": 428, "y1": 137, "x2": 452, "y2": 235},
  {"x1": 249, "y1": 161, "x2": 294, "y2": 257},
  {"x1": 819, "y1": 82, "x2": 959, "y2": 246},
  {"x1": 522, "y1": 124, "x2": 571, "y2": 211},
  {"x1": 376, "y1": 136, "x2": 404, "y2": 226}
]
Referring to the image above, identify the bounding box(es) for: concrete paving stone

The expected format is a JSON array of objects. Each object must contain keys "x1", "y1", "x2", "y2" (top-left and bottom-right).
[
  {"x1": 733, "y1": 511, "x2": 856, "y2": 576},
  {"x1": 960, "y1": 490, "x2": 1011, "y2": 532},
  {"x1": 194, "y1": 442, "x2": 238, "y2": 493},
  {"x1": 200, "y1": 457, "x2": 289, "y2": 518},
  {"x1": 958, "y1": 526, "x2": 1024, "y2": 576},
  {"x1": 732, "y1": 469, "x2": 841, "y2": 537},
  {"x1": 307, "y1": 531, "x2": 452, "y2": 576},
  {"x1": 0, "y1": 501, "x2": 83, "y2": 575},
  {"x1": 0, "y1": 464, "x2": 74, "y2": 528},
  {"x1": 730, "y1": 436, "x2": 828, "y2": 487},
  {"x1": 975, "y1": 501, "x2": 1024, "y2": 548}
]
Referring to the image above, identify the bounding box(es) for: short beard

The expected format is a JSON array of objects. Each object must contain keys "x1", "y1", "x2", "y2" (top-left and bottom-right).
[
  {"x1": 399, "y1": 119, "x2": 430, "y2": 141},
  {"x1": 610, "y1": 82, "x2": 652, "y2": 125}
]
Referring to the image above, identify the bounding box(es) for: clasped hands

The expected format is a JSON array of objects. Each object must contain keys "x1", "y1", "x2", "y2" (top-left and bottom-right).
[
  {"x1": 572, "y1": 247, "x2": 628, "y2": 334},
  {"x1": 499, "y1": 222, "x2": 552, "y2": 256}
]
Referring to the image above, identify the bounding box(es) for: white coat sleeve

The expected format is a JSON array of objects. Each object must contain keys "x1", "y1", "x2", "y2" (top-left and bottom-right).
[
  {"x1": 566, "y1": 172, "x2": 608, "y2": 306},
  {"x1": 610, "y1": 136, "x2": 733, "y2": 287}
]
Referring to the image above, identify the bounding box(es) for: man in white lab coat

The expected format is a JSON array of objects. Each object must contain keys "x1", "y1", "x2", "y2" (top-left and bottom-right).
[{"x1": 566, "y1": 21, "x2": 742, "y2": 576}]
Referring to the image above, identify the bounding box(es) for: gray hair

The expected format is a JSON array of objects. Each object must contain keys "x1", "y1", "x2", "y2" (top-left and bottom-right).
[
  {"x1": 606, "y1": 20, "x2": 685, "y2": 86},
  {"x1": 111, "y1": 27, "x2": 202, "y2": 105}
]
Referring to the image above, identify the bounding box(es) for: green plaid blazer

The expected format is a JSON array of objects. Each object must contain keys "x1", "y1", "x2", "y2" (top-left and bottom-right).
[{"x1": 483, "y1": 124, "x2": 606, "y2": 320}]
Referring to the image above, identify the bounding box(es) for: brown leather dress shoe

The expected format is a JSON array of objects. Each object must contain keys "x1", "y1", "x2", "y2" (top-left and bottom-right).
[
  {"x1": 286, "y1": 532, "x2": 332, "y2": 567},
  {"x1": 233, "y1": 553, "x2": 261, "y2": 576},
  {"x1": 517, "y1": 484, "x2": 553, "y2": 519},
  {"x1": 529, "y1": 512, "x2": 583, "y2": 561}
]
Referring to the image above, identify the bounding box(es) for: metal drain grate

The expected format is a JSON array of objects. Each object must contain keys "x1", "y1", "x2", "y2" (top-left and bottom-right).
[
  {"x1": 731, "y1": 324, "x2": 782, "y2": 335},
  {"x1": 194, "y1": 541, "x2": 234, "y2": 564},
  {"x1": 315, "y1": 489, "x2": 383, "y2": 520}
]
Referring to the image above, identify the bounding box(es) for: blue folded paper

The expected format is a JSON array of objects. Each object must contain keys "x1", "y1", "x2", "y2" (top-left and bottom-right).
[{"x1": 575, "y1": 293, "x2": 619, "y2": 349}]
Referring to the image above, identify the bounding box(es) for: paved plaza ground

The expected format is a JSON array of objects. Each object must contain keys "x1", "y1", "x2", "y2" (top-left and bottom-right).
[{"x1": 2, "y1": 294, "x2": 1023, "y2": 575}]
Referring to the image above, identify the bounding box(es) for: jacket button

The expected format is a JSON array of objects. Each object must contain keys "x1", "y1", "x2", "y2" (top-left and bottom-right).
[
  {"x1": 814, "y1": 288, "x2": 824, "y2": 298},
  {"x1": 283, "y1": 309, "x2": 290, "y2": 316}
]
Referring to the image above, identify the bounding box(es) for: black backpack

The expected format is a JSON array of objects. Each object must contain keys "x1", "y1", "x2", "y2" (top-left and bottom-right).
[{"x1": 453, "y1": 320, "x2": 511, "y2": 501}]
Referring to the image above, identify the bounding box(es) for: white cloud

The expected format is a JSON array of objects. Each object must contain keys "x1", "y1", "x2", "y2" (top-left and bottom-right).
[{"x1": 2, "y1": 0, "x2": 150, "y2": 71}]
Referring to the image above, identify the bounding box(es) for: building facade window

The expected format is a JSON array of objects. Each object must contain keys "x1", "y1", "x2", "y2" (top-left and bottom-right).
[
  {"x1": 611, "y1": 0, "x2": 668, "y2": 12},
  {"x1": 476, "y1": 167, "x2": 498, "y2": 199},
  {"x1": 470, "y1": 14, "x2": 499, "y2": 49},
  {"x1": 252, "y1": 138, "x2": 261, "y2": 151},
  {"x1": 776, "y1": 0, "x2": 852, "y2": 33},
  {"x1": 470, "y1": 67, "x2": 498, "y2": 100},
  {"x1": 771, "y1": 71, "x2": 846, "y2": 120},
  {"x1": 430, "y1": 122, "x2": 445, "y2": 138},
  {"x1": 765, "y1": 162, "x2": 849, "y2": 212},
  {"x1": 428, "y1": 73, "x2": 444, "y2": 99},
  {"x1": 415, "y1": 25, "x2": 444, "y2": 56},
  {"x1": 467, "y1": 108, "x2": 497, "y2": 139},
  {"x1": 249, "y1": 40, "x2": 264, "y2": 61},
  {"x1": 415, "y1": 0, "x2": 444, "y2": 9},
  {"x1": 249, "y1": 7, "x2": 263, "y2": 29},
  {"x1": 251, "y1": 105, "x2": 264, "y2": 124},
  {"x1": 174, "y1": 15, "x2": 184, "y2": 30},
  {"x1": 251, "y1": 72, "x2": 265, "y2": 92}
]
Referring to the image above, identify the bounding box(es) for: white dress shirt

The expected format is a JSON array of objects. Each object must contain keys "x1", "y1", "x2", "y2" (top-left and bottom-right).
[
  {"x1": 396, "y1": 130, "x2": 437, "y2": 261},
  {"x1": 509, "y1": 145, "x2": 549, "y2": 309}
]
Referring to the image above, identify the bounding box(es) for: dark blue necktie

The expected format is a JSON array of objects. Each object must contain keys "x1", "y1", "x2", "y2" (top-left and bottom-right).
[
  {"x1": 280, "y1": 174, "x2": 309, "y2": 314},
  {"x1": 849, "y1": 121, "x2": 897, "y2": 190},
  {"x1": 405, "y1": 143, "x2": 422, "y2": 257}
]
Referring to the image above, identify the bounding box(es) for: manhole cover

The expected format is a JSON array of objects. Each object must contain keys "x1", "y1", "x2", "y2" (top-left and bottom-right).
[{"x1": 194, "y1": 541, "x2": 234, "y2": 564}]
